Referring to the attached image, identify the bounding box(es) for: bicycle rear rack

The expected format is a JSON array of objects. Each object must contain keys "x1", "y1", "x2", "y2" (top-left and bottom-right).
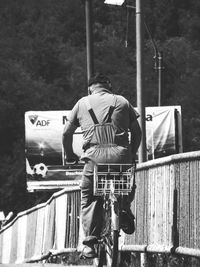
[{"x1": 93, "y1": 163, "x2": 135, "y2": 196}]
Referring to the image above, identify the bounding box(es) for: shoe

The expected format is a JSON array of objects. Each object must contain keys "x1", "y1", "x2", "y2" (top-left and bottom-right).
[
  {"x1": 81, "y1": 244, "x2": 97, "y2": 259},
  {"x1": 120, "y1": 209, "x2": 135, "y2": 234},
  {"x1": 83, "y1": 236, "x2": 98, "y2": 246},
  {"x1": 81, "y1": 236, "x2": 98, "y2": 259}
]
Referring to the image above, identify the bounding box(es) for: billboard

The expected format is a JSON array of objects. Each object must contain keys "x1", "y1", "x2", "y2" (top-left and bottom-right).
[
  {"x1": 25, "y1": 106, "x2": 182, "y2": 184},
  {"x1": 25, "y1": 110, "x2": 83, "y2": 167},
  {"x1": 144, "y1": 106, "x2": 182, "y2": 159}
]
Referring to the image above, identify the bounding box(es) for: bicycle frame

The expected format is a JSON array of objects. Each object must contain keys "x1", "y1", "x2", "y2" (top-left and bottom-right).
[
  {"x1": 93, "y1": 163, "x2": 135, "y2": 267},
  {"x1": 111, "y1": 194, "x2": 120, "y2": 231}
]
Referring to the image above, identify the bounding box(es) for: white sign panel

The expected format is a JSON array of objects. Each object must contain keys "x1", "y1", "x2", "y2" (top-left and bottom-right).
[
  {"x1": 144, "y1": 106, "x2": 182, "y2": 159},
  {"x1": 25, "y1": 106, "x2": 182, "y2": 182},
  {"x1": 25, "y1": 110, "x2": 83, "y2": 166}
]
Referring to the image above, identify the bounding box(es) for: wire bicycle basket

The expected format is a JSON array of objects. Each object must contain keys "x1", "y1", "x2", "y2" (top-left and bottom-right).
[{"x1": 93, "y1": 163, "x2": 135, "y2": 196}]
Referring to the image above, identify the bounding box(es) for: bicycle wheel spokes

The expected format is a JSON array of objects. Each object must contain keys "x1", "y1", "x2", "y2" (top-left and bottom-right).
[
  {"x1": 105, "y1": 230, "x2": 119, "y2": 267},
  {"x1": 103, "y1": 196, "x2": 120, "y2": 267},
  {"x1": 93, "y1": 242, "x2": 106, "y2": 267}
]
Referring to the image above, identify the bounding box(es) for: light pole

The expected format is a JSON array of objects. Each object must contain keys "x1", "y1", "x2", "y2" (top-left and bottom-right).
[
  {"x1": 105, "y1": 0, "x2": 147, "y2": 163},
  {"x1": 157, "y1": 51, "x2": 163, "y2": 106},
  {"x1": 85, "y1": 0, "x2": 94, "y2": 82},
  {"x1": 135, "y1": 0, "x2": 146, "y2": 162},
  {"x1": 144, "y1": 21, "x2": 163, "y2": 106}
]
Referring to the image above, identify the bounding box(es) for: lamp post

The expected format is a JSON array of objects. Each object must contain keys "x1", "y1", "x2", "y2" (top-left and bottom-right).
[
  {"x1": 135, "y1": 0, "x2": 146, "y2": 162},
  {"x1": 157, "y1": 51, "x2": 163, "y2": 106},
  {"x1": 85, "y1": 0, "x2": 94, "y2": 82},
  {"x1": 144, "y1": 21, "x2": 163, "y2": 106},
  {"x1": 105, "y1": 0, "x2": 147, "y2": 163}
]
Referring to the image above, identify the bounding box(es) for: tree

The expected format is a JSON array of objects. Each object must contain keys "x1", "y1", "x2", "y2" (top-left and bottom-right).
[{"x1": 1, "y1": 0, "x2": 200, "y2": 213}]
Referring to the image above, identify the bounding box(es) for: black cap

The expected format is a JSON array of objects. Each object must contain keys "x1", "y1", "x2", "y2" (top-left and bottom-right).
[{"x1": 88, "y1": 73, "x2": 111, "y2": 87}]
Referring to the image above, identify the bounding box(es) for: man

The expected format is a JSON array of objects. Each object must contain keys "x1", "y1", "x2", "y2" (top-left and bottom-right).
[{"x1": 63, "y1": 73, "x2": 141, "y2": 258}]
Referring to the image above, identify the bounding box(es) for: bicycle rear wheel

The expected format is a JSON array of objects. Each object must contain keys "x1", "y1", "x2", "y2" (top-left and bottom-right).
[
  {"x1": 93, "y1": 230, "x2": 119, "y2": 267},
  {"x1": 105, "y1": 229, "x2": 119, "y2": 267},
  {"x1": 93, "y1": 242, "x2": 106, "y2": 267}
]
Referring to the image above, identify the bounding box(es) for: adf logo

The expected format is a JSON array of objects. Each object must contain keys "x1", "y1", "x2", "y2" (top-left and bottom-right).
[
  {"x1": 29, "y1": 115, "x2": 38, "y2": 125},
  {"x1": 28, "y1": 115, "x2": 50, "y2": 126}
]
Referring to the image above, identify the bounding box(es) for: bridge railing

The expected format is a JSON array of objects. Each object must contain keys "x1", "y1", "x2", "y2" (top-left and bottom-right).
[
  {"x1": 1, "y1": 151, "x2": 200, "y2": 263},
  {"x1": 122, "y1": 151, "x2": 200, "y2": 257},
  {"x1": 0, "y1": 187, "x2": 80, "y2": 263}
]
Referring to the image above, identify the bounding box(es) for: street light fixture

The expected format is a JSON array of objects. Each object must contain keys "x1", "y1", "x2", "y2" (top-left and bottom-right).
[
  {"x1": 105, "y1": 0, "x2": 163, "y2": 107},
  {"x1": 104, "y1": 0, "x2": 125, "y2": 6},
  {"x1": 144, "y1": 21, "x2": 164, "y2": 106}
]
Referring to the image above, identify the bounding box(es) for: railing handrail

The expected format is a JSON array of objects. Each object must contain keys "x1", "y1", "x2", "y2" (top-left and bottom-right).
[
  {"x1": 137, "y1": 150, "x2": 200, "y2": 170},
  {"x1": 1, "y1": 151, "x2": 200, "y2": 263},
  {"x1": 0, "y1": 186, "x2": 80, "y2": 234}
]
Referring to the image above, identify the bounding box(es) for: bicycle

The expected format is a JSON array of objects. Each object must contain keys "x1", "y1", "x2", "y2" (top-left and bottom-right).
[{"x1": 92, "y1": 163, "x2": 136, "y2": 267}]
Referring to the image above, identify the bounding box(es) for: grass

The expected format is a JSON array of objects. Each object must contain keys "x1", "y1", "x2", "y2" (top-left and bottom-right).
[{"x1": 44, "y1": 252, "x2": 200, "y2": 266}]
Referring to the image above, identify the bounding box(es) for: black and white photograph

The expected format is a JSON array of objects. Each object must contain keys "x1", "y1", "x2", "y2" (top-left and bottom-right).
[{"x1": 0, "y1": 0, "x2": 200, "y2": 266}]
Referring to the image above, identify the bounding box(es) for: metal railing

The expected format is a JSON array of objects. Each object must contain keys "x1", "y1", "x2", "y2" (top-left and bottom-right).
[
  {"x1": 121, "y1": 151, "x2": 200, "y2": 257},
  {"x1": 0, "y1": 187, "x2": 80, "y2": 263},
  {"x1": 1, "y1": 151, "x2": 200, "y2": 263}
]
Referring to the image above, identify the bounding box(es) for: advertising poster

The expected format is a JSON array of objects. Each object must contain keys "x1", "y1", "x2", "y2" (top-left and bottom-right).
[
  {"x1": 144, "y1": 106, "x2": 182, "y2": 159},
  {"x1": 25, "y1": 106, "x2": 182, "y2": 184}
]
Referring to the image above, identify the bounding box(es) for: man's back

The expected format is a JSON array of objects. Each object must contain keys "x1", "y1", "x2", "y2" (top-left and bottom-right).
[
  {"x1": 68, "y1": 86, "x2": 139, "y2": 163},
  {"x1": 63, "y1": 73, "x2": 141, "y2": 164},
  {"x1": 70, "y1": 87, "x2": 138, "y2": 144}
]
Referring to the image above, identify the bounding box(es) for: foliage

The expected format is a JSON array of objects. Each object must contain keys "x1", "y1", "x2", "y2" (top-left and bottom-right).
[{"x1": 0, "y1": 0, "x2": 200, "y2": 214}]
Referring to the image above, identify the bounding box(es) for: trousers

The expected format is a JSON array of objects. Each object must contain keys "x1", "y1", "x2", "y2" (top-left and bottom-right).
[
  {"x1": 81, "y1": 160, "x2": 103, "y2": 241},
  {"x1": 80, "y1": 160, "x2": 135, "y2": 242}
]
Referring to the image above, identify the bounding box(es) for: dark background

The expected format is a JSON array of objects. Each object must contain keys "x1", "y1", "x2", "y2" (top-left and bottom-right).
[{"x1": 0, "y1": 0, "x2": 200, "y2": 214}]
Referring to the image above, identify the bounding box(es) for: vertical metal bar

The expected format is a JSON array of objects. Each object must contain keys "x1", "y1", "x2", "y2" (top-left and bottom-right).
[
  {"x1": 136, "y1": 0, "x2": 146, "y2": 163},
  {"x1": 158, "y1": 51, "x2": 163, "y2": 106},
  {"x1": 85, "y1": 0, "x2": 94, "y2": 82}
]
